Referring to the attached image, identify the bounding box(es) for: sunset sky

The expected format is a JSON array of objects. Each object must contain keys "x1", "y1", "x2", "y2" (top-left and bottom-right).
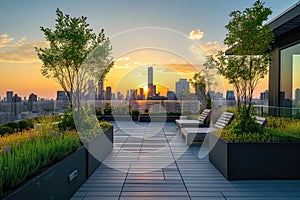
[{"x1": 0, "y1": 0, "x2": 297, "y2": 99}]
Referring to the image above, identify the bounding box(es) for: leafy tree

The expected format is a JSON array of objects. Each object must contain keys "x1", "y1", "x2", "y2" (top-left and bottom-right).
[
  {"x1": 215, "y1": 0, "x2": 274, "y2": 133},
  {"x1": 190, "y1": 55, "x2": 217, "y2": 109},
  {"x1": 36, "y1": 9, "x2": 113, "y2": 105}
]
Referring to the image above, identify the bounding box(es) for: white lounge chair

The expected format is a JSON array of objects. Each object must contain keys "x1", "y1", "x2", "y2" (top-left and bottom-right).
[
  {"x1": 181, "y1": 111, "x2": 234, "y2": 145},
  {"x1": 175, "y1": 109, "x2": 211, "y2": 130}
]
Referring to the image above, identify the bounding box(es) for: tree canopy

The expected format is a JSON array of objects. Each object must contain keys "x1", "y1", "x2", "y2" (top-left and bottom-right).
[
  {"x1": 215, "y1": 0, "x2": 274, "y2": 133},
  {"x1": 36, "y1": 9, "x2": 113, "y2": 104}
]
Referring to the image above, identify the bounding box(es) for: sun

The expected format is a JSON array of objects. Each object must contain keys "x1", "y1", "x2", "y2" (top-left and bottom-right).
[{"x1": 143, "y1": 85, "x2": 148, "y2": 94}]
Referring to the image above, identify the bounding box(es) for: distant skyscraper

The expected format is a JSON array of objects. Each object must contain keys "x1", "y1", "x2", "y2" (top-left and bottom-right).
[
  {"x1": 226, "y1": 90, "x2": 236, "y2": 107},
  {"x1": 295, "y1": 89, "x2": 300, "y2": 107},
  {"x1": 138, "y1": 88, "x2": 145, "y2": 100},
  {"x1": 148, "y1": 66, "x2": 154, "y2": 98},
  {"x1": 260, "y1": 90, "x2": 269, "y2": 101},
  {"x1": 87, "y1": 80, "x2": 96, "y2": 100},
  {"x1": 167, "y1": 91, "x2": 176, "y2": 100},
  {"x1": 176, "y1": 79, "x2": 189, "y2": 99},
  {"x1": 98, "y1": 80, "x2": 104, "y2": 100},
  {"x1": 127, "y1": 89, "x2": 137, "y2": 100},
  {"x1": 12, "y1": 94, "x2": 22, "y2": 117},
  {"x1": 105, "y1": 86, "x2": 112, "y2": 100},
  {"x1": 6, "y1": 91, "x2": 13, "y2": 102},
  {"x1": 226, "y1": 90, "x2": 235, "y2": 100},
  {"x1": 28, "y1": 93, "x2": 38, "y2": 112},
  {"x1": 56, "y1": 91, "x2": 68, "y2": 101},
  {"x1": 295, "y1": 89, "x2": 300, "y2": 100},
  {"x1": 116, "y1": 91, "x2": 124, "y2": 100}
]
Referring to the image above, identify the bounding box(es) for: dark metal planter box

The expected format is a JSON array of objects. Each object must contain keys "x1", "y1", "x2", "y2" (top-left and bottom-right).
[
  {"x1": 139, "y1": 115, "x2": 180, "y2": 122},
  {"x1": 209, "y1": 133, "x2": 300, "y2": 180},
  {"x1": 4, "y1": 146, "x2": 86, "y2": 200},
  {"x1": 85, "y1": 126, "x2": 113, "y2": 178}
]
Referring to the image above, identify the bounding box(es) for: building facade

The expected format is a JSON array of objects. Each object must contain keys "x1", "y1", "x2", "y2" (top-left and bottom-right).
[
  {"x1": 268, "y1": 2, "x2": 300, "y2": 117},
  {"x1": 148, "y1": 66, "x2": 154, "y2": 98},
  {"x1": 175, "y1": 79, "x2": 190, "y2": 99}
]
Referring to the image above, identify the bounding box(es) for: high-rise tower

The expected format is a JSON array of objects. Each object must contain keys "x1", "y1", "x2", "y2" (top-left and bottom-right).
[{"x1": 148, "y1": 66, "x2": 153, "y2": 98}]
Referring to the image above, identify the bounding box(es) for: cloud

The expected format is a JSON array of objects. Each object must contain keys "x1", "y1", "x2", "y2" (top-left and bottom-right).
[
  {"x1": 134, "y1": 61, "x2": 141, "y2": 65},
  {"x1": 161, "y1": 64, "x2": 200, "y2": 73},
  {"x1": 188, "y1": 29, "x2": 204, "y2": 41},
  {"x1": 0, "y1": 34, "x2": 14, "y2": 48},
  {"x1": 115, "y1": 56, "x2": 130, "y2": 62},
  {"x1": 0, "y1": 41, "x2": 49, "y2": 63},
  {"x1": 189, "y1": 41, "x2": 226, "y2": 62},
  {"x1": 200, "y1": 41, "x2": 226, "y2": 56}
]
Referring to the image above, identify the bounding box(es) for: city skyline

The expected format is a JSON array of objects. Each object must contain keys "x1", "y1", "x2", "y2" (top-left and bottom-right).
[{"x1": 0, "y1": 1, "x2": 297, "y2": 99}]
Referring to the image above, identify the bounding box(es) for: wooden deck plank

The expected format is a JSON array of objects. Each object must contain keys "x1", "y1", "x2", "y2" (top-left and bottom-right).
[{"x1": 72, "y1": 122, "x2": 300, "y2": 200}]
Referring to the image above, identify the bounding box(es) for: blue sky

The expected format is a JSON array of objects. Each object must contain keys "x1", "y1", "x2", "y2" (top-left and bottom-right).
[
  {"x1": 0, "y1": 0, "x2": 298, "y2": 98},
  {"x1": 0, "y1": 0, "x2": 297, "y2": 43}
]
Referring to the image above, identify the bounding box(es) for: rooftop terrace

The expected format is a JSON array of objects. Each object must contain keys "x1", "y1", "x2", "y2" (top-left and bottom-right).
[{"x1": 71, "y1": 121, "x2": 300, "y2": 200}]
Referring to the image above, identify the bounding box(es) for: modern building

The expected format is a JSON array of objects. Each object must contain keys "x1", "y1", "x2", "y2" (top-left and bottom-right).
[
  {"x1": 295, "y1": 88, "x2": 300, "y2": 107},
  {"x1": 11, "y1": 94, "x2": 22, "y2": 117},
  {"x1": 226, "y1": 90, "x2": 235, "y2": 100},
  {"x1": 260, "y1": 90, "x2": 269, "y2": 101},
  {"x1": 268, "y1": 2, "x2": 300, "y2": 117},
  {"x1": 138, "y1": 88, "x2": 145, "y2": 100},
  {"x1": 175, "y1": 79, "x2": 190, "y2": 99},
  {"x1": 28, "y1": 93, "x2": 38, "y2": 112},
  {"x1": 56, "y1": 91, "x2": 68, "y2": 101},
  {"x1": 87, "y1": 80, "x2": 96, "y2": 100},
  {"x1": 148, "y1": 66, "x2": 154, "y2": 98},
  {"x1": 226, "y1": 90, "x2": 235, "y2": 107},
  {"x1": 167, "y1": 91, "x2": 177, "y2": 100},
  {"x1": 6, "y1": 91, "x2": 13, "y2": 102},
  {"x1": 105, "y1": 86, "x2": 112, "y2": 100},
  {"x1": 97, "y1": 80, "x2": 104, "y2": 100}
]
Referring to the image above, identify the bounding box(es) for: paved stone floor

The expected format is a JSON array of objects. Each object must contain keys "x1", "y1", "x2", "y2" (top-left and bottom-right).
[{"x1": 71, "y1": 122, "x2": 300, "y2": 200}]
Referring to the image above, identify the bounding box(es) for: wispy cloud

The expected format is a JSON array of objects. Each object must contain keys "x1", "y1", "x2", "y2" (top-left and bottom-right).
[
  {"x1": 0, "y1": 39, "x2": 48, "y2": 63},
  {"x1": 200, "y1": 41, "x2": 226, "y2": 56},
  {"x1": 0, "y1": 34, "x2": 14, "y2": 48},
  {"x1": 115, "y1": 56, "x2": 130, "y2": 62},
  {"x1": 189, "y1": 40, "x2": 226, "y2": 63},
  {"x1": 188, "y1": 29, "x2": 204, "y2": 41}
]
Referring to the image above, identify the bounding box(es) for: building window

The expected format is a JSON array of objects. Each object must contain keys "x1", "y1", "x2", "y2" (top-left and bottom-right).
[{"x1": 280, "y1": 42, "x2": 300, "y2": 117}]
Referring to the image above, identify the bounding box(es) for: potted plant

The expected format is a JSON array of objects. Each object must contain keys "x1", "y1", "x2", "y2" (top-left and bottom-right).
[
  {"x1": 131, "y1": 110, "x2": 140, "y2": 121},
  {"x1": 139, "y1": 109, "x2": 151, "y2": 122},
  {"x1": 95, "y1": 106, "x2": 104, "y2": 121}
]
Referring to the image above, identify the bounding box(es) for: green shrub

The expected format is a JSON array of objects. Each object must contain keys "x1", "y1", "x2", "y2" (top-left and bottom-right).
[
  {"x1": 18, "y1": 120, "x2": 30, "y2": 131},
  {"x1": 0, "y1": 126, "x2": 14, "y2": 136},
  {"x1": 225, "y1": 116, "x2": 264, "y2": 135},
  {"x1": 5, "y1": 122, "x2": 20, "y2": 132},
  {"x1": 167, "y1": 112, "x2": 181, "y2": 116},
  {"x1": 99, "y1": 121, "x2": 113, "y2": 131},
  {"x1": 219, "y1": 115, "x2": 300, "y2": 143},
  {"x1": 131, "y1": 110, "x2": 140, "y2": 115},
  {"x1": 25, "y1": 119, "x2": 34, "y2": 129},
  {"x1": 58, "y1": 111, "x2": 76, "y2": 131},
  {"x1": 181, "y1": 110, "x2": 192, "y2": 116},
  {"x1": 104, "y1": 103, "x2": 112, "y2": 115},
  {"x1": 95, "y1": 106, "x2": 102, "y2": 116}
]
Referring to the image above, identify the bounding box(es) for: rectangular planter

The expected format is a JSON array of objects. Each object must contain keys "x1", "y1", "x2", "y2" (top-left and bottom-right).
[
  {"x1": 85, "y1": 126, "x2": 114, "y2": 178},
  {"x1": 4, "y1": 146, "x2": 86, "y2": 200},
  {"x1": 139, "y1": 115, "x2": 180, "y2": 122},
  {"x1": 209, "y1": 133, "x2": 300, "y2": 180}
]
